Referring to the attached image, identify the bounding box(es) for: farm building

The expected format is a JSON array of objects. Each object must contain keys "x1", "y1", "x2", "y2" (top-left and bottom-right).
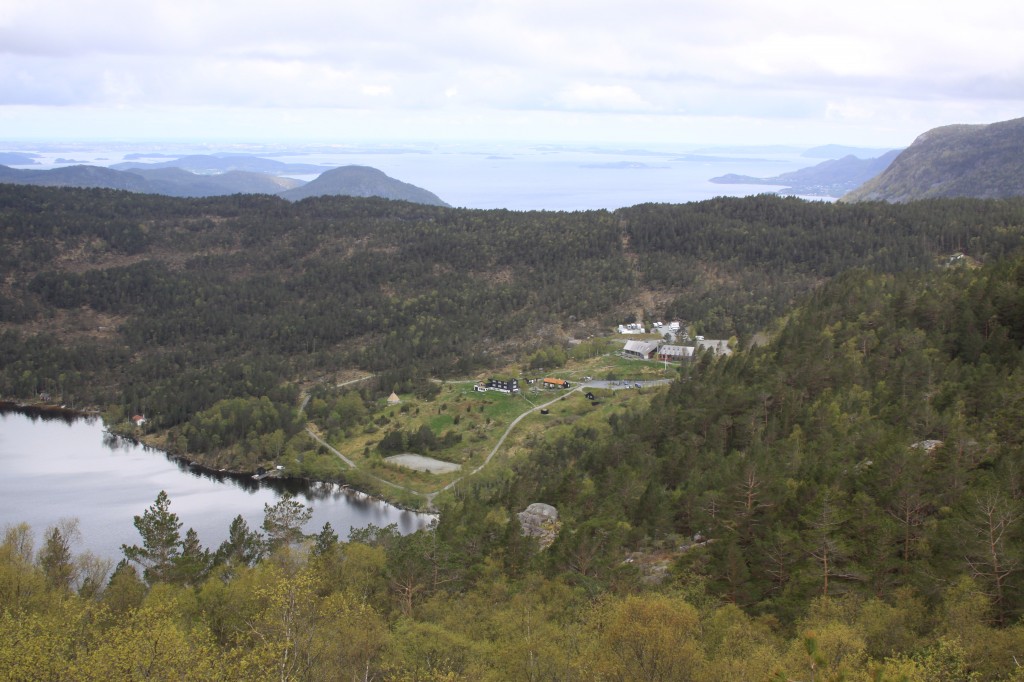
[
  {"x1": 622, "y1": 340, "x2": 659, "y2": 359},
  {"x1": 485, "y1": 377, "x2": 520, "y2": 393},
  {"x1": 542, "y1": 378, "x2": 570, "y2": 389},
  {"x1": 658, "y1": 345, "x2": 695, "y2": 362}
]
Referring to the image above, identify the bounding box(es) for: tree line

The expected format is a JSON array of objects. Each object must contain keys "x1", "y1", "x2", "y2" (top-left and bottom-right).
[{"x1": 2, "y1": 476, "x2": 1023, "y2": 680}]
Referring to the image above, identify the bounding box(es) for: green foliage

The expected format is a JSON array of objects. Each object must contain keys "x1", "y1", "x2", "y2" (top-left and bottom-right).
[
  {"x1": 37, "y1": 520, "x2": 78, "y2": 592},
  {"x1": 10, "y1": 188, "x2": 1024, "y2": 678},
  {"x1": 505, "y1": 254, "x2": 1024, "y2": 632},
  {"x1": 844, "y1": 116, "x2": 1024, "y2": 202},
  {"x1": 526, "y1": 344, "x2": 568, "y2": 370},
  {"x1": 7, "y1": 187, "x2": 1024, "y2": 450},
  {"x1": 620, "y1": 195, "x2": 1024, "y2": 335},
  {"x1": 214, "y1": 515, "x2": 265, "y2": 570},
  {"x1": 4, "y1": 507, "x2": 1024, "y2": 680},
  {"x1": 377, "y1": 423, "x2": 443, "y2": 456},
  {"x1": 176, "y1": 395, "x2": 302, "y2": 467},
  {"x1": 261, "y1": 493, "x2": 313, "y2": 552},
  {"x1": 121, "y1": 490, "x2": 184, "y2": 585}
]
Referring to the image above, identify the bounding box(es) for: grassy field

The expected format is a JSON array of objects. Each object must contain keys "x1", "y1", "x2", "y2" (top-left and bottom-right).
[{"x1": 306, "y1": 344, "x2": 679, "y2": 505}]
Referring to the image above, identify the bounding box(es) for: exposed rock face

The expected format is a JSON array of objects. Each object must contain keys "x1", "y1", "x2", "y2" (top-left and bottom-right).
[{"x1": 518, "y1": 503, "x2": 560, "y2": 550}]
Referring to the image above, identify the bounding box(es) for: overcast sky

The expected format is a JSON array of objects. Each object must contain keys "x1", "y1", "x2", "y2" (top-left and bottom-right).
[{"x1": 2, "y1": 0, "x2": 1022, "y2": 147}]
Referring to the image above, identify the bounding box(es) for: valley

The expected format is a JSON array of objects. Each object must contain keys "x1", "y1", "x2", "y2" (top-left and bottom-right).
[{"x1": 5, "y1": 185, "x2": 1024, "y2": 679}]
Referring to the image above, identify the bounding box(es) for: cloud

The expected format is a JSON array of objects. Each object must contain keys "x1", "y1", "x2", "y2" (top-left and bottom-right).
[
  {"x1": 1, "y1": 0, "x2": 1023, "y2": 144},
  {"x1": 556, "y1": 84, "x2": 652, "y2": 112},
  {"x1": 361, "y1": 85, "x2": 393, "y2": 97}
]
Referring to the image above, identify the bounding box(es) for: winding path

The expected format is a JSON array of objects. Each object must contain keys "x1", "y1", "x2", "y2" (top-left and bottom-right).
[
  {"x1": 303, "y1": 378, "x2": 672, "y2": 511},
  {"x1": 304, "y1": 426, "x2": 356, "y2": 468},
  {"x1": 304, "y1": 426, "x2": 431, "y2": 502},
  {"x1": 423, "y1": 386, "x2": 585, "y2": 507}
]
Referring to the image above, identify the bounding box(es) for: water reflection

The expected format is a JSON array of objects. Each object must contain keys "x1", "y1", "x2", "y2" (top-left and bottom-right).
[
  {"x1": 97, "y1": 423, "x2": 362, "y2": 498},
  {"x1": 0, "y1": 404, "x2": 433, "y2": 560},
  {"x1": 5, "y1": 402, "x2": 83, "y2": 425}
]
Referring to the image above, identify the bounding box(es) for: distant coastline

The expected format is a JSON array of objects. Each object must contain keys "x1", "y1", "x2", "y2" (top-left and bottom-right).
[{"x1": 0, "y1": 141, "x2": 826, "y2": 210}]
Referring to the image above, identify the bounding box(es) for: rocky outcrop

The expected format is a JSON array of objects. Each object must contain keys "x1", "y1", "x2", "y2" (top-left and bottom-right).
[{"x1": 517, "y1": 503, "x2": 560, "y2": 550}]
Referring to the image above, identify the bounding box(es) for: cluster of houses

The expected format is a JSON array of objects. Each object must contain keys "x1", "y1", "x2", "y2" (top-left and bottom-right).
[
  {"x1": 475, "y1": 376, "x2": 572, "y2": 394},
  {"x1": 474, "y1": 378, "x2": 521, "y2": 394},
  {"x1": 468, "y1": 319, "x2": 724, "y2": 400},
  {"x1": 622, "y1": 337, "x2": 732, "y2": 362},
  {"x1": 618, "y1": 320, "x2": 684, "y2": 335}
]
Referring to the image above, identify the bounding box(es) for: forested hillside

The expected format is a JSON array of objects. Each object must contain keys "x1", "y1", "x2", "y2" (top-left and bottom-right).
[
  {"x1": 843, "y1": 116, "x2": 1024, "y2": 202},
  {"x1": 501, "y1": 259, "x2": 1024, "y2": 618},
  {"x1": 4, "y1": 252, "x2": 1024, "y2": 680},
  {"x1": 0, "y1": 186, "x2": 628, "y2": 428},
  {"x1": 3, "y1": 185, "x2": 1024, "y2": 454},
  {"x1": 619, "y1": 197, "x2": 1024, "y2": 332},
  {"x1": 0, "y1": 159, "x2": 448, "y2": 203}
]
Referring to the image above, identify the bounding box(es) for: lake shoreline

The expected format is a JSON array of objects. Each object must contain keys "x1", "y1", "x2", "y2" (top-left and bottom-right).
[
  {"x1": 0, "y1": 399, "x2": 435, "y2": 517},
  {"x1": 1, "y1": 406, "x2": 434, "y2": 560}
]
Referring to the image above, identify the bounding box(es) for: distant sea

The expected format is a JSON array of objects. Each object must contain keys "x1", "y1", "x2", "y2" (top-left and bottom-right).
[{"x1": 0, "y1": 141, "x2": 827, "y2": 211}]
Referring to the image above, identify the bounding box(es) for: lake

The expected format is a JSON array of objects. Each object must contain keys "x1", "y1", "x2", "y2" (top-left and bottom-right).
[{"x1": 0, "y1": 405, "x2": 432, "y2": 561}]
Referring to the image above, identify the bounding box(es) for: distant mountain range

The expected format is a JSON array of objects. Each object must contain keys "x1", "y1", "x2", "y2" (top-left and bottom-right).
[
  {"x1": 112, "y1": 153, "x2": 330, "y2": 175},
  {"x1": 709, "y1": 150, "x2": 900, "y2": 198},
  {"x1": 842, "y1": 117, "x2": 1024, "y2": 202},
  {"x1": 0, "y1": 152, "x2": 41, "y2": 165},
  {"x1": 801, "y1": 144, "x2": 896, "y2": 159},
  {"x1": 0, "y1": 154, "x2": 450, "y2": 206}
]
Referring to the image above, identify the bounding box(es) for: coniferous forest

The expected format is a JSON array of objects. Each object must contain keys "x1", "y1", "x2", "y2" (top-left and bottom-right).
[{"x1": 4, "y1": 186, "x2": 1024, "y2": 679}]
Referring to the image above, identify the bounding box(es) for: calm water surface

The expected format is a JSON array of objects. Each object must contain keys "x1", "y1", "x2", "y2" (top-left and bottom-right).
[
  {"x1": 0, "y1": 406, "x2": 432, "y2": 560},
  {"x1": 13, "y1": 142, "x2": 813, "y2": 211}
]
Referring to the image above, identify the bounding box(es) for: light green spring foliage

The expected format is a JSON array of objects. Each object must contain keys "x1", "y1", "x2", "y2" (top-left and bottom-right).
[{"x1": 5, "y1": 521, "x2": 1024, "y2": 680}]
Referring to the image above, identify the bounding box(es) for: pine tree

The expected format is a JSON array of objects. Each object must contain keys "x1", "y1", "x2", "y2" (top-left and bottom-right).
[
  {"x1": 174, "y1": 527, "x2": 211, "y2": 586},
  {"x1": 121, "y1": 490, "x2": 183, "y2": 584},
  {"x1": 261, "y1": 493, "x2": 313, "y2": 552},
  {"x1": 312, "y1": 522, "x2": 339, "y2": 559},
  {"x1": 37, "y1": 519, "x2": 79, "y2": 592},
  {"x1": 215, "y1": 514, "x2": 264, "y2": 569}
]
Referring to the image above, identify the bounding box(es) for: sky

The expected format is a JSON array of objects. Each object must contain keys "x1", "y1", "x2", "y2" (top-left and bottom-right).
[{"x1": 1, "y1": 0, "x2": 1023, "y2": 148}]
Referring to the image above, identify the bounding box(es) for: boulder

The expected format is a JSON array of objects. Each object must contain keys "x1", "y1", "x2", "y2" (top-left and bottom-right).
[{"x1": 517, "y1": 503, "x2": 560, "y2": 550}]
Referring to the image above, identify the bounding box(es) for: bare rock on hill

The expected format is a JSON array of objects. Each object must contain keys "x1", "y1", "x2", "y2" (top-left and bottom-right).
[{"x1": 518, "y1": 503, "x2": 560, "y2": 549}]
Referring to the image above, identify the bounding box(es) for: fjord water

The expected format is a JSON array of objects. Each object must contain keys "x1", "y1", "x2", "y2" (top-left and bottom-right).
[
  {"x1": 278, "y1": 145, "x2": 802, "y2": 210},
  {"x1": 0, "y1": 407, "x2": 431, "y2": 560},
  {"x1": 11, "y1": 142, "x2": 812, "y2": 210}
]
